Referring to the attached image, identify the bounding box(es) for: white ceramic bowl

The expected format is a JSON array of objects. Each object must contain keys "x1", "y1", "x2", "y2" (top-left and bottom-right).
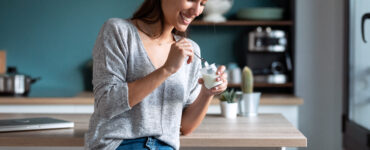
[{"x1": 203, "y1": 0, "x2": 233, "y2": 23}]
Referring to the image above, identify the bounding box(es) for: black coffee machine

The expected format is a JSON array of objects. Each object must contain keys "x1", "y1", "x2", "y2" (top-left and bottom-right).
[{"x1": 236, "y1": 26, "x2": 293, "y2": 85}]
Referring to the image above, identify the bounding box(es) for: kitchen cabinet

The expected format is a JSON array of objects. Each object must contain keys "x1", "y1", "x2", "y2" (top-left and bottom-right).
[{"x1": 189, "y1": 0, "x2": 296, "y2": 94}]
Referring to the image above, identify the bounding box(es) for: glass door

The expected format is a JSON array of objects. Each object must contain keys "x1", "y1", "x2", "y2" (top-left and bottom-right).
[{"x1": 343, "y1": 0, "x2": 370, "y2": 149}]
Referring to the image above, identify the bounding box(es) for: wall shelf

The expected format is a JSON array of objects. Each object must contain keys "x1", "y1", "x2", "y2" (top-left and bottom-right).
[{"x1": 191, "y1": 20, "x2": 293, "y2": 26}]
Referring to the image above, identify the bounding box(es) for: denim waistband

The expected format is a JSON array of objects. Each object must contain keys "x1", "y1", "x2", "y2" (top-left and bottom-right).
[{"x1": 117, "y1": 137, "x2": 174, "y2": 150}]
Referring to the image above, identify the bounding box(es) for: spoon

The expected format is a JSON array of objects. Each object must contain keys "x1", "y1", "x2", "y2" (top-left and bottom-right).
[{"x1": 194, "y1": 53, "x2": 209, "y2": 67}]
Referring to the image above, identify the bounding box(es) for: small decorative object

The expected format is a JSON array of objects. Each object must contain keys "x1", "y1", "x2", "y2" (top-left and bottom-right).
[
  {"x1": 239, "y1": 66, "x2": 261, "y2": 117},
  {"x1": 219, "y1": 89, "x2": 238, "y2": 119},
  {"x1": 227, "y1": 62, "x2": 241, "y2": 84},
  {"x1": 203, "y1": 0, "x2": 233, "y2": 23}
]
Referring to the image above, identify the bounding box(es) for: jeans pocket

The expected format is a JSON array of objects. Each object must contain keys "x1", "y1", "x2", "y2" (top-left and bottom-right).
[{"x1": 117, "y1": 138, "x2": 148, "y2": 150}]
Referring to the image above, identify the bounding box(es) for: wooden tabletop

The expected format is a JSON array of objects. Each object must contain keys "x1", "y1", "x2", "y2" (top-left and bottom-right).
[
  {"x1": 0, "y1": 113, "x2": 307, "y2": 148},
  {"x1": 0, "y1": 93, "x2": 303, "y2": 106}
]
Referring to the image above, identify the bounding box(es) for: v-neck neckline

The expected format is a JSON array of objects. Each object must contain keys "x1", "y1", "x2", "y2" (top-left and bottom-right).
[{"x1": 128, "y1": 19, "x2": 180, "y2": 70}]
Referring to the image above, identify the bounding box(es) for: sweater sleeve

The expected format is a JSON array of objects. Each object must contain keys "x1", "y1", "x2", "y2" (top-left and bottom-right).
[
  {"x1": 92, "y1": 19, "x2": 131, "y2": 119},
  {"x1": 183, "y1": 41, "x2": 202, "y2": 108}
]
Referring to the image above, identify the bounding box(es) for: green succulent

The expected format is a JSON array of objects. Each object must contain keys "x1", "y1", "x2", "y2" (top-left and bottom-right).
[{"x1": 219, "y1": 89, "x2": 237, "y2": 103}]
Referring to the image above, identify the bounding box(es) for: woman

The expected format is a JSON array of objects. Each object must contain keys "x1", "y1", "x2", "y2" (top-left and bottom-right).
[{"x1": 85, "y1": 0, "x2": 228, "y2": 149}]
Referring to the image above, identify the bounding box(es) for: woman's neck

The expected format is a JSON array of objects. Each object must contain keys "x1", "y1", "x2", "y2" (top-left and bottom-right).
[{"x1": 134, "y1": 19, "x2": 175, "y2": 44}]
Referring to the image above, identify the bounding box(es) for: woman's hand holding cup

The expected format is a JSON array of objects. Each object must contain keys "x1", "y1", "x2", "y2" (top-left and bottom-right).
[{"x1": 199, "y1": 65, "x2": 228, "y2": 96}]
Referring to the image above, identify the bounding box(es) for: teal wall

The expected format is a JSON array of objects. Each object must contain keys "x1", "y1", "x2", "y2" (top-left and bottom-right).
[{"x1": 0, "y1": 0, "x2": 280, "y2": 97}]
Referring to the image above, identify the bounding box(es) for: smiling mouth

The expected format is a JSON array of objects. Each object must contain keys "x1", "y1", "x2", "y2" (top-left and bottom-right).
[{"x1": 180, "y1": 12, "x2": 193, "y2": 25}]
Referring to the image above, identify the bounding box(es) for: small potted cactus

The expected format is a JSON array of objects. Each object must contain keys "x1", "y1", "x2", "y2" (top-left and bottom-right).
[
  {"x1": 239, "y1": 66, "x2": 261, "y2": 117},
  {"x1": 219, "y1": 89, "x2": 238, "y2": 119}
]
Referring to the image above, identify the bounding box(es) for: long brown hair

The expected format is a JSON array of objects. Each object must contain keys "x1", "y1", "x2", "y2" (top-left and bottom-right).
[{"x1": 131, "y1": 0, "x2": 186, "y2": 38}]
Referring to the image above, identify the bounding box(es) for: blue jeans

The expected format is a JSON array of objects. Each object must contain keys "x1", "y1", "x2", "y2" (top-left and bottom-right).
[{"x1": 116, "y1": 137, "x2": 174, "y2": 150}]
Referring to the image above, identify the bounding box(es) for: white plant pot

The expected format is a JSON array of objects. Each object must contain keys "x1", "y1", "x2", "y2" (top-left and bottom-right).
[
  {"x1": 220, "y1": 101, "x2": 238, "y2": 119},
  {"x1": 238, "y1": 92, "x2": 261, "y2": 117},
  {"x1": 203, "y1": 0, "x2": 233, "y2": 23}
]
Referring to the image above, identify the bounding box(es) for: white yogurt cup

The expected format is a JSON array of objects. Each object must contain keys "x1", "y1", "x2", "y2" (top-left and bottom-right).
[
  {"x1": 202, "y1": 72, "x2": 222, "y2": 89},
  {"x1": 201, "y1": 63, "x2": 222, "y2": 89}
]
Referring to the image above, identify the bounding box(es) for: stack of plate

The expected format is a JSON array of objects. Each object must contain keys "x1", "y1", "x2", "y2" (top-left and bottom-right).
[{"x1": 237, "y1": 7, "x2": 284, "y2": 20}]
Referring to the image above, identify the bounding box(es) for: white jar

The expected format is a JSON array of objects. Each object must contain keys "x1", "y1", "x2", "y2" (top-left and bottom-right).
[
  {"x1": 227, "y1": 63, "x2": 241, "y2": 84},
  {"x1": 229, "y1": 67, "x2": 241, "y2": 84}
]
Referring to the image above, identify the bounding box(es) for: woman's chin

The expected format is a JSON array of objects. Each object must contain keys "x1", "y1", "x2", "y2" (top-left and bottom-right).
[{"x1": 175, "y1": 25, "x2": 189, "y2": 32}]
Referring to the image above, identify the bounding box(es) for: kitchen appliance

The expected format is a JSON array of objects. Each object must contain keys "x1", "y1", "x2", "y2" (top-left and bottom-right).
[
  {"x1": 248, "y1": 27, "x2": 287, "y2": 52},
  {"x1": 253, "y1": 61, "x2": 287, "y2": 84},
  {"x1": 254, "y1": 74, "x2": 287, "y2": 84},
  {"x1": 0, "y1": 67, "x2": 40, "y2": 97}
]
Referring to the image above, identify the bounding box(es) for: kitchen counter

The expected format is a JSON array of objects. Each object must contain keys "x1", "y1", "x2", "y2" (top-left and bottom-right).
[
  {"x1": 0, "y1": 113, "x2": 306, "y2": 149},
  {"x1": 0, "y1": 92, "x2": 303, "y2": 106},
  {"x1": 0, "y1": 93, "x2": 304, "y2": 130}
]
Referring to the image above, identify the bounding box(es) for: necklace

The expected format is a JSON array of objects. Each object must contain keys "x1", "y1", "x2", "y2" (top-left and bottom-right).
[
  {"x1": 134, "y1": 20, "x2": 174, "y2": 46},
  {"x1": 134, "y1": 20, "x2": 159, "y2": 38}
]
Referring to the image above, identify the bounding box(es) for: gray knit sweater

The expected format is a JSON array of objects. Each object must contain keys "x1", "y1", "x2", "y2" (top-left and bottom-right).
[{"x1": 84, "y1": 18, "x2": 202, "y2": 150}]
